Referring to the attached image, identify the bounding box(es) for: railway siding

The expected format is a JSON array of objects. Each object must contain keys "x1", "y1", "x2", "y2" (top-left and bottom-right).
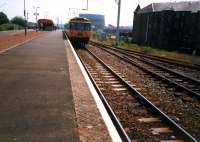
[
  {"x1": 76, "y1": 47, "x2": 198, "y2": 141},
  {"x1": 89, "y1": 42, "x2": 200, "y2": 99},
  {"x1": 86, "y1": 44, "x2": 200, "y2": 141}
]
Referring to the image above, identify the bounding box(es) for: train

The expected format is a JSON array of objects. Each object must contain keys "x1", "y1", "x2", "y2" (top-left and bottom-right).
[
  {"x1": 37, "y1": 19, "x2": 55, "y2": 31},
  {"x1": 65, "y1": 17, "x2": 91, "y2": 46}
]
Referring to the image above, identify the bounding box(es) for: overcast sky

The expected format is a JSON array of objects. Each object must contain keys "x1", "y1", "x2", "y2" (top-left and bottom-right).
[{"x1": 0, "y1": 0, "x2": 199, "y2": 26}]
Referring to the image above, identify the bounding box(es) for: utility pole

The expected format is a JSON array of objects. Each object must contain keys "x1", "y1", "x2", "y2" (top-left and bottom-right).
[
  {"x1": 87, "y1": 0, "x2": 88, "y2": 10},
  {"x1": 68, "y1": 8, "x2": 77, "y2": 17},
  {"x1": 116, "y1": 0, "x2": 121, "y2": 46},
  {"x1": 57, "y1": 17, "x2": 59, "y2": 29},
  {"x1": 26, "y1": 12, "x2": 29, "y2": 30},
  {"x1": 24, "y1": 0, "x2": 27, "y2": 36},
  {"x1": 33, "y1": 6, "x2": 40, "y2": 32},
  {"x1": 27, "y1": 12, "x2": 29, "y2": 24},
  {"x1": 82, "y1": 0, "x2": 88, "y2": 10}
]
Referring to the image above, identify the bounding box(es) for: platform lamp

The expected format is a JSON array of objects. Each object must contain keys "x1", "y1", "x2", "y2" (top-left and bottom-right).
[{"x1": 33, "y1": 6, "x2": 40, "y2": 32}]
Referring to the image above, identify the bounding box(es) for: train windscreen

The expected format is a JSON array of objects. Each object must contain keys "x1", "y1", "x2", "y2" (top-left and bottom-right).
[{"x1": 70, "y1": 23, "x2": 91, "y2": 30}]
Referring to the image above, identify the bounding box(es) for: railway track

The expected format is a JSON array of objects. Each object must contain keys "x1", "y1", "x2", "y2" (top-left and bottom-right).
[
  {"x1": 112, "y1": 48, "x2": 200, "y2": 81},
  {"x1": 89, "y1": 42, "x2": 200, "y2": 99},
  {"x1": 76, "y1": 47, "x2": 198, "y2": 142},
  {"x1": 90, "y1": 41, "x2": 200, "y2": 71}
]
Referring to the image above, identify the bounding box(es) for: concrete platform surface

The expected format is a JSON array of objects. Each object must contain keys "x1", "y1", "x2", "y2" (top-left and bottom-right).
[{"x1": 0, "y1": 31, "x2": 80, "y2": 142}]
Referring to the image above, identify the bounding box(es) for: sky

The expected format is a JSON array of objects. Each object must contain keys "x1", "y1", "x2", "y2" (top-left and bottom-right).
[{"x1": 0, "y1": 0, "x2": 199, "y2": 26}]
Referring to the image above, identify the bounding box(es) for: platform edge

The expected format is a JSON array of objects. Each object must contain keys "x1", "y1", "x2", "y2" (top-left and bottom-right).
[{"x1": 64, "y1": 39, "x2": 122, "y2": 142}]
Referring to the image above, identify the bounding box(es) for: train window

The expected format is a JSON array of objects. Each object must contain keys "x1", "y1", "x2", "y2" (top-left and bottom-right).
[
  {"x1": 84, "y1": 23, "x2": 91, "y2": 30},
  {"x1": 70, "y1": 23, "x2": 91, "y2": 30}
]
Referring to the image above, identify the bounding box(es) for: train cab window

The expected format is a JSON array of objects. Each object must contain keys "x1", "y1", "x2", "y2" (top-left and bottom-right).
[
  {"x1": 84, "y1": 23, "x2": 91, "y2": 30},
  {"x1": 72, "y1": 23, "x2": 84, "y2": 30},
  {"x1": 70, "y1": 23, "x2": 91, "y2": 30}
]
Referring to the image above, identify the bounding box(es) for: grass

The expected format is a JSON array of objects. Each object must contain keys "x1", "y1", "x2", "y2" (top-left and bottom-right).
[{"x1": 92, "y1": 38, "x2": 200, "y2": 65}]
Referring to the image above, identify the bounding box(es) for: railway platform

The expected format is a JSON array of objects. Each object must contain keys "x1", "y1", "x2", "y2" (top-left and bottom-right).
[{"x1": 0, "y1": 31, "x2": 115, "y2": 142}]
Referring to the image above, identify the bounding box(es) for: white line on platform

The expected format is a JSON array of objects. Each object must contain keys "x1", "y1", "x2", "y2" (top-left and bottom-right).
[{"x1": 64, "y1": 39, "x2": 122, "y2": 142}]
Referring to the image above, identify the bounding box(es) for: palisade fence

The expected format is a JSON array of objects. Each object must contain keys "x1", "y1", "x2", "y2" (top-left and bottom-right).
[{"x1": 133, "y1": 9, "x2": 200, "y2": 55}]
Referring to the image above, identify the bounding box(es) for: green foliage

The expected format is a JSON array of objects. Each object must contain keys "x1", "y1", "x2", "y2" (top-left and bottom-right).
[
  {"x1": 0, "y1": 12, "x2": 9, "y2": 25},
  {"x1": 0, "y1": 23, "x2": 23, "y2": 31},
  {"x1": 11, "y1": 16, "x2": 25, "y2": 27},
  {"x1": 119, "y1": 42, "x2": 200, "y2": 64},
  {"x1": 95, "y1": 38, "x2": 200, "y2": 64},
  {"x1": 0, "y1": 23, "x2": 14, "y2": 31},
  {"x1": 120, "y1": 41, "x2": 126, "y2": 46}
]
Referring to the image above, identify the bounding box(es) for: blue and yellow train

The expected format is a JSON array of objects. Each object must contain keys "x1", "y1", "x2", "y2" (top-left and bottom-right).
[{"x1": 65, "y1": 17, "x2": 91, "y2": 45}]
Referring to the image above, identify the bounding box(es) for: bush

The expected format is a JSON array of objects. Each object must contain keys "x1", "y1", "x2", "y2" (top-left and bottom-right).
[{"x1": 0, "y1": 23, "x2": 23, "y2": 31}]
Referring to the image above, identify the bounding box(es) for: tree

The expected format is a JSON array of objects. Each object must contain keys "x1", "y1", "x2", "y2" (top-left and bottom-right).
[
  {"x1": 11, "y1": 16, "x2": 25, "y2": 27},
  {"x1": 0, "y1": 12, "x2": 9, "y2": 25}
]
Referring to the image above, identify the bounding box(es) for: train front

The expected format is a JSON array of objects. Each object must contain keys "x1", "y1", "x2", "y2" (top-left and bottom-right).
[{"x1": 68, "y1": 18, "x2": 91, "y2": 45}]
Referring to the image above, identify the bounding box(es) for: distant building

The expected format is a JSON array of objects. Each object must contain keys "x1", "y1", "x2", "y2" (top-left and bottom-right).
[
  {"x1": 133, "y1": 1, "x2": 200, "y2": 54},
  {"x1": 79, "y1": 14, "x2": 105, "y2": 30}
]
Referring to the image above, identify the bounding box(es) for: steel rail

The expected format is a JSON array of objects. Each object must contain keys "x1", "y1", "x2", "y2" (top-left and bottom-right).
[
  {"x1": 101, "y1": 44, "x2": 200, "y2": 84},
  {"x1": 85, "y1": 47, "x2": 198, "y2": 142},
  {"x1": 63, "y1": 31, "x2": 131, "y2": 142},
  {"x1": 90, "y1": 44, "x2": 200, "y2": 99},
  {"x1": 78, "y1": 53, "x2": 131, "y2": 142},
  {"x1": 90, "y1": 41, "x2": 200, "y2": 71}
]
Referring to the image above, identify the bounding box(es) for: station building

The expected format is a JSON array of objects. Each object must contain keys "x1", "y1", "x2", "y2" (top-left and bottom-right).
[{"x1": 132, "y1": 1, "x2": 200, "y2": 54}]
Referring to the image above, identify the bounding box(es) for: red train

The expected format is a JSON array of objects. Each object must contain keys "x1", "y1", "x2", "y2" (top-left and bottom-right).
[{"x1": 37, "y1": 19, "x2": 55, "y2": 31}]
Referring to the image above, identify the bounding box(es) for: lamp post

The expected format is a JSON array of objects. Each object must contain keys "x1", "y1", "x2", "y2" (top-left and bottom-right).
[
  {"x1": 24, "y1": 0, "x2": 27, "y2": 36},
  {"x1": 87, "y1": 0, "x2": 88, "y2": 10},
  {"x1": 82, "y1": 0, "x2": 88, "y2": 10},
  {"x1": 33, "y1": 6, "x2": 40, "y2": 32},
  {"x1": 116, "y1": 0, "x2": 121, "y2": 46}
]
